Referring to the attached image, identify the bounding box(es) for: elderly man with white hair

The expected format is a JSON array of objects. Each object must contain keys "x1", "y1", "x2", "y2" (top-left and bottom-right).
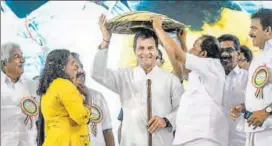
[{"x1": 1, "y1": 42, "x2": 38, "y2": 146}]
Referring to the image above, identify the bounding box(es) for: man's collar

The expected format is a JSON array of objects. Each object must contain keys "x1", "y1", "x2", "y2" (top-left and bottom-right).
[
  {"x1": 1, "y1": 71, "x2": 23, "y2": 84},
  {"x1": 137, "y1": 65, "x2": 159, "y2": 76},
  {"x1": 264, "y1": 39, "x2": 272, "y2": 53},
  {"x1": 232, "y1": 65, "x2": 241, "y2": 75},
  {"x1": 226, "y1": 65, "x2": 241, "y2": 77}
]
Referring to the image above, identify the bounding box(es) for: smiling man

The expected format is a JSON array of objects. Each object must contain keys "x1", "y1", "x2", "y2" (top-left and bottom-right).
[
  {"x1": 117, "y1": 48, "x2": 165, "y2": 144},
  {"x1": 231, "y1": 8, "x2": 272, "y2": 146},
  {"x1": 1, "y1": 42, "x2": 38, "y2": 146},
  {"x1": 91, "y1": 14, "x2": 184, "y2": 146},
  {"x1": 218, "y1": 34, "x2": 242, "y2": 75},
  {"x1": 218, "y1": 34, "x2": 248, "y2": 146},
  {"x1": 71, "y1": 52, "x2": 115, "y2": 146}
]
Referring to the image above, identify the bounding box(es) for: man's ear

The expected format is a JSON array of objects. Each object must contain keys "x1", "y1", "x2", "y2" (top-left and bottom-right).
[
  {"x1": 201, "y1": 50, "x2": 207, "y2": 58},
  {"x1": 1, "y1": 61, "x2": 6, "y2": 67},
  {"x1": 265, "y1": 26, "x2": 272, "y2": 34},
  {"x1": 236, "y1": 51, "x2": 240, "y2": 57},
  {"x1": 161, "y1": 58, "x2": 165, "y2": 66}
]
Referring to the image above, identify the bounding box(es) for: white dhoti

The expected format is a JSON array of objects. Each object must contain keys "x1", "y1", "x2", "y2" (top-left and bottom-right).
[
  {"x1": 175, "y1": 138, "x2": 221, "y2": 146},
  {"x1": 246, "y1": 129, "x2": 272, "y2": 146}
]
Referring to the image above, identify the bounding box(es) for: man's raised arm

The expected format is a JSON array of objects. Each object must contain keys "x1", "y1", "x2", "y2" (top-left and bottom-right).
[
  {"x1": 150, "y1": 15, "x2": 187, "y2": 66},
  {"x1": 91, "y1": 14, "x2": 121, "y2": 94}
]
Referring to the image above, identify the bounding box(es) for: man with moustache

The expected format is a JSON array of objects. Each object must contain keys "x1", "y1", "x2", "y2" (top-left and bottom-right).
[
  {"x1": 71, "y1": 52, "x2": 115, "y2": 146},
  {"x1": 218, "y1": 34, "x2": 248, "y2": 146},
  {"x1": 1, "y1": 42, "x2": 38, "y2": 146},
  {"x1": 151, "y1": 15, "x2": 228, "y2": 146},
  {"x1": 231, "y1": 8, "x2": 272, "y2": 146},
  {"x1": 92, "y1": 14, "x2": 183, "y2": 146}
]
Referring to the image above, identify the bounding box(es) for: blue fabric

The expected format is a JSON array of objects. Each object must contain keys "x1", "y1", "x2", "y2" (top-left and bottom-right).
[
  {"x1": 117, "y1": 108, "x2": 123, "y2": 121},
  {"x1": 5, "y1": 0, "x2": 48, "y2": 18}
]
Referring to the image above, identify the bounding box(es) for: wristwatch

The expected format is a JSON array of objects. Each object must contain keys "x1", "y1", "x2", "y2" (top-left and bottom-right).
[
  {"x1": 265, "y1": 107, "x2": 272, "y2": 115},
  {"x1": 162, "y1": 117, "x2": 172, "y2": 128}
]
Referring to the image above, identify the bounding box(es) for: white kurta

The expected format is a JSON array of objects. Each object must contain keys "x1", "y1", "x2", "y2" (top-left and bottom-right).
[
  {"x1": 87, "y1": 88, "x2": 112, "y2": 146},
  {"x1": 244, "y1": 39, "x2": 272, "y2": 146},
  {"x1": 91, "y1": 49, "x2": 184, "y2": 146},
  {"x1": 222, "y1": 66, "x2": 248, "y2": 146},
  {"x1": 173, "y1": 53, "x2": 229, "y2": 146},
  {"x1": 1, "y1": 71, "x2": 38, "y2": 146}
]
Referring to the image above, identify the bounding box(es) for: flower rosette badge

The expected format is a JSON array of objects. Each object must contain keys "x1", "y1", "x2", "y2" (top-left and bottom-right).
[
  {"x1": 252, "y1": 65, "x2": 270, "y2": 98},
  {"x1": 90, "y1": 104, "x2": 103, "y2": 137},
  {"x1": 20, "y1": 96, "x2": 39, "y2": 129}
]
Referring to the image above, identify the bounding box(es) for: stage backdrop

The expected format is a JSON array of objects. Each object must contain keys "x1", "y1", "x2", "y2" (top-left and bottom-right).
[{"x1": 1, "y1": 1, "x2": 272, "y2": 145}]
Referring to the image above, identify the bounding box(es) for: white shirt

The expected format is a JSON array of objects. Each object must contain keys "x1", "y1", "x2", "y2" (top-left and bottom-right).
[
  {"x1": 1, "y1": 71, "x2": 38, "y2": 146},
  {"x1": 91, "y1": 49, "x2": 184, "y2": 146},
  {"x1": 245, "y1": 39, "x2": 272, "y2": 132},
  {"x1": 87, "y1": 88, "x2": 112, "y2": 146},
  {"x1": 223, "y1": 65, "x2": 248, "y2": 146},
  {"x1": 173, "y1": 53, "x2": 229, "y2": 146}
]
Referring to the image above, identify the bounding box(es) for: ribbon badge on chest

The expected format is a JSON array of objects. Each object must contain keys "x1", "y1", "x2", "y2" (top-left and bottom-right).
[
  {"x1": 252, "y1": 65, "x2": 270, "y2": 98},
  {"x1": 20, "y1": 96, "x2": 39, "y2": 129},
  {"x1": 90, "y1": 104, "x2": 103, "y2": 137}
]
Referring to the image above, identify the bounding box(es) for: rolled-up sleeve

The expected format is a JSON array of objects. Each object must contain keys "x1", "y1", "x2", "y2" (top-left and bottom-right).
[
  {"x1": 185, "y1": 53, "x2": 225, "y2": 104},
  {"x1": 185, "y1": 53, "x2": 223, "y2": 82}
]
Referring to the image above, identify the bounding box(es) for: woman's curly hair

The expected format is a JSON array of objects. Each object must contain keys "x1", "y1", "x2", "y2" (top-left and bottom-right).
[{"x1": 37, "y1": 49, "x2": 71, "y2": 96}]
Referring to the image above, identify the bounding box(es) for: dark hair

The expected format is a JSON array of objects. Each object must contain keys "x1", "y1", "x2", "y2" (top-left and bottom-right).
[
  {"x1": 200, "y1": 35, "x2": 221, "y2": 59},
  {"x1": 71, "y1": 52, "x2": 80, "y2": 60},
  {"x1": 37, "y1": 49, "x2": 71, "y2": 96},
  {"x1": 218, "y1": 34, "x2": 240, "y2": 51},
  {"x1": 251, "y1": 8, "x2": 272, "y2": 30},
  {"x1": 71, "y1": 52, "x2": 83, "y2": 68},
  {"x1": 133, "y1": 28, "x2": 159, "y2": 51},
  {"x1": 156, "y1": 49, "x2": 163, "y2": 60},
  {"x1": 240, "y1": 45, "x2": 253, "y2": 62}
]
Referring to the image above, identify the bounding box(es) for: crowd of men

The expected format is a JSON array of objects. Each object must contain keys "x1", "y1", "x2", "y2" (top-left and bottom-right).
[{"x1": 1, "y1": 8, "x2": 271, "y2": 146}]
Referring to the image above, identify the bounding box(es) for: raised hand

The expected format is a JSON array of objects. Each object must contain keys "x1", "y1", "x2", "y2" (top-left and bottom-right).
[
  {"x1": 98, "y1": 14, "x2": 112, "y2": 42},
  {"x1": 178, "y1": 29, "x2": 187, "y2": 42},
  {"x1": 150, "y1": 15, "x2": 163, "y2": 30}
]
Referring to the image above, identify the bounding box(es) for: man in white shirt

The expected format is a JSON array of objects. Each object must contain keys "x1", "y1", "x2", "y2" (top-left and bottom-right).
[
  {"x1": 230, "y1": 8, "x2": 272, "y2": 146},
  {"x1": 1, "y1": 42, "x2": 38, "y2": 146},
  {"x1": 71, "y1": 52, "x2": 115, "y2": 146},
  {"x1": 150, "y1": 16, "x2": 228, "y2": 146},
  {"x1": 218, "y1": 34, "x2": 248, "y2": 146},
  {"x1": 92, "y1": 14, "x2": 183, "y2": 146},
  {"x1": 117, "y1": 48, "x2": 165, "y2": 144}
]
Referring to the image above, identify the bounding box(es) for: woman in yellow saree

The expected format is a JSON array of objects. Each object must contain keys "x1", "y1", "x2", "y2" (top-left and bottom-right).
[{"x1": 37, "y1": 49, "x2": 91, "y2": 146}]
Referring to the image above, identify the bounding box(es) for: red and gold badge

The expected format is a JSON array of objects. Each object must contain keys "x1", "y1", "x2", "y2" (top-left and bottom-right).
[
  {"x1": 251, "y1": 65, "x2": 270, "y2": 98},
  {"x1": 20, "y1": 96, "x2": 39, "y2": 129},
  {"x1": 90, "y1": 104, "x2": 103, "y2": 137}
]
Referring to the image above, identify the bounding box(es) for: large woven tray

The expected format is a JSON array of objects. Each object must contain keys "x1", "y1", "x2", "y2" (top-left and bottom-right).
[{"x1": 107, "y1": 11, "x2": 186, "y2": 34}]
